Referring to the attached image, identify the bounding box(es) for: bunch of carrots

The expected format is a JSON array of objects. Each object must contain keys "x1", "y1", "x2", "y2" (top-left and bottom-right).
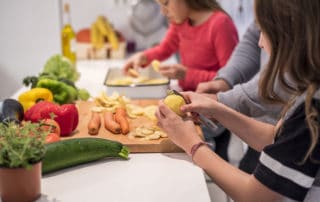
[{"x1": 87, "y1": 107, "x2": 129, "y2": 135}]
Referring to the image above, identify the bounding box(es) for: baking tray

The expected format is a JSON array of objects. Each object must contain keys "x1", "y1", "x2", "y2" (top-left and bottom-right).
[{"x1": 104, "y1": 67, "x2": 170, "y2": 99}]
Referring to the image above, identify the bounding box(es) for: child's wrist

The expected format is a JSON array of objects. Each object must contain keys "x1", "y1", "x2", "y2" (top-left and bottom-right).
[{"x1": 189, "y1": 141, "x2": 210, "y2": 161}]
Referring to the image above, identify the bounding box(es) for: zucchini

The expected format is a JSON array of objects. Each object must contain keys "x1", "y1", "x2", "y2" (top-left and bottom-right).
[{"x1": 42, "y1": 138, "x2": 129, "y2": 174}]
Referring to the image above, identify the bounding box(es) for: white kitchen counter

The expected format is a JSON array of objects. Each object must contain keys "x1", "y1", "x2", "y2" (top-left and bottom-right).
[
  {"x1": 39, "y1": 153, "x2": 210, "y2": 202},
  {"x1": 25, "y1": 59, "x2": 210, "y2": 202}
]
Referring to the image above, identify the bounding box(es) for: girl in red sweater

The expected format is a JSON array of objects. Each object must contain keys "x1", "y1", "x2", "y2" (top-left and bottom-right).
[{"x1": 123, "y1": 0, "x2": 238, "y2": 91}]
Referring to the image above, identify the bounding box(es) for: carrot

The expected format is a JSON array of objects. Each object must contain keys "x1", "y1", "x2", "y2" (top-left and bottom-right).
[
  {"x1": 104, "y1": 111, "x2": 121, "y2": 134},
  {"x1": 114, "y1": 108, "x2": 130, "y2": 135},
  {"x1": 88, "y1": 112, "x2": 101, "y2": 135}
]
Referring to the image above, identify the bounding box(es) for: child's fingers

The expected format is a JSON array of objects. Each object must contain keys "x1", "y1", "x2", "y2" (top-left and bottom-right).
[
  {"x1": 159, "y1": 64, "x2": 171, "y2": 70},
  {"x1": 123, "y1": 61, "x2": 133, "y2": 73},
  {"x1": 180, "y1": 103, "x2": 194, "y2": 113},
  {"x1": 158, "y1": 100, "x2": 171, "y2": 115},
  {"x1": 155, "y1": 103, "x2": 166, "y2": 119}
]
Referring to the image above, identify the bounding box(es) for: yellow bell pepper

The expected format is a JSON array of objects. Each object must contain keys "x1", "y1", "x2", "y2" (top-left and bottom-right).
[{"x1": 18, "y1": 88, "x2": 53, "y2": 112}]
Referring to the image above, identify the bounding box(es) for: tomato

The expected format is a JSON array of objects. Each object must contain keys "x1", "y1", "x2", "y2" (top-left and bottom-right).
[
  {"x1": 46, "y1": 133, "x2": 60, "y2": 144},
  {"x1": 76, "y1": 28, "x2": 90, "y2": 43},
  {"x1": 40, "y1": 119, "x2": 61, "y2": 136}
]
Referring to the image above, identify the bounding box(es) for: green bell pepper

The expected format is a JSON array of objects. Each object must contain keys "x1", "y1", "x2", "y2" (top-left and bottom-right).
[{"x1": 36, "y1": 78, "x2": 77, "y2": 104}]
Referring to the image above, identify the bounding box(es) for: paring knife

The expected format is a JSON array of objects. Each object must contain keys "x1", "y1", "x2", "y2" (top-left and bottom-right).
[{"x1": 168, "y1": 90, "x2": 220, "y2": 131}]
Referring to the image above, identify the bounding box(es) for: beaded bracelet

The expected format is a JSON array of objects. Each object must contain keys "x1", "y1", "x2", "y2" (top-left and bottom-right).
[{"x1": 190, "y1": 141, "x2": 210, "y2": 161}]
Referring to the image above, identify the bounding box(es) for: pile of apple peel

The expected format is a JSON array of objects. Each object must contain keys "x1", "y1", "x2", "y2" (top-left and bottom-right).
[
  {"x1": 128, "y1": 125, "x2": 167, "y2": 140},
  {"x1": 92, "y1": 92, "x2": 157, "y2": 121}
]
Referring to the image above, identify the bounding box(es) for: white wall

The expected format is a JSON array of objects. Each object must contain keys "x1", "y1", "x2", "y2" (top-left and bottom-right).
[
  {"x1": 218, "y1": 0, "x2": 254, "y2": 37},
  {"x1": 0, "y1": 0, "x2": 60, "y2": 99}
]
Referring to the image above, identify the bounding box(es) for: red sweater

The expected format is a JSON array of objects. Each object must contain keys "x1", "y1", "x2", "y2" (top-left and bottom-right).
[{"x1": 144, "y1": 11, "x2": 238, "y2": 91}]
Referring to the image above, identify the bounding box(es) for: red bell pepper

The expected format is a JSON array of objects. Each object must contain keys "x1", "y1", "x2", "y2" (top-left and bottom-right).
[{"x1": 24, "y1": 101, "x2": 79, "y2": 136}]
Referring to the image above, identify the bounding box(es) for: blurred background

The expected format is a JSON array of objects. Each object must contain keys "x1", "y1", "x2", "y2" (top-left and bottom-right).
[{"x1": 0, "y1": 0, "x2": 254, "y2": 99}]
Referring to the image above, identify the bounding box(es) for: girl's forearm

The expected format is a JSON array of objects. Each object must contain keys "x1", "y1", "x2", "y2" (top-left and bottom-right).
[
  {"x1": 193, "y1": 146, "x2": 281, "y2": 201},
  {"x1": 194, "y1": 146, "x2": 251, "y2": 201},
  {"x1": 213, "y1": 102, "x2": 275, "y2": 151}
]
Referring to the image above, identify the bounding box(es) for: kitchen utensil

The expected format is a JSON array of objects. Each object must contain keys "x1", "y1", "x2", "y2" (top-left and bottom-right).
[
  {"x1": 129, "y1": 0, "x2": 166, "y2": 36},
  {"x1": 104, "y1": 68, "x2": 169, "y2": 99}
]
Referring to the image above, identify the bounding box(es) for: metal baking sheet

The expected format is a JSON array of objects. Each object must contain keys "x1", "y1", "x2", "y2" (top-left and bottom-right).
[{"x1": 104, "y1": 67, "x2": 169, "y2": 99}]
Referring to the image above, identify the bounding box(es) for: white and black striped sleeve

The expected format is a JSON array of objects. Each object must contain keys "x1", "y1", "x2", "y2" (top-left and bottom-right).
[{"x1": 253, "y1": 99, "x2": 320, "y2": 201}]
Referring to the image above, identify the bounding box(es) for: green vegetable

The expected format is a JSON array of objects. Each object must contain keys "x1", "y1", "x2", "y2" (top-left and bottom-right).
[
  {"x1": 77, "y1": 88, "x2": 90, "y2": 101},
  {"x1": 58, "y1": 78, "x2": 76, "y2": 88},
  {"x1": 22, "y1": 54, "x2": 90, "y2": 104},
  {"x1": 43, "y1": 54, "x2": 80, "y2": 82},
  {"x1": 36, "y1": 78, "x2": 78, "y2": 104},
  {"x1": 23, "y1": 76, "x2": 39, "y2": 88},
  {"x1": 42, "y1": 138, "x2": 130, "y2": 174},
  {"x1": 0, "y1": 122, "x2": 47, "y2": 169},
  {"x1": 39, "y1": 72, "x2": 59, "y2": 80},
  {"x1": 23, "y1": 73, "x2": 72, "y2": 89}
]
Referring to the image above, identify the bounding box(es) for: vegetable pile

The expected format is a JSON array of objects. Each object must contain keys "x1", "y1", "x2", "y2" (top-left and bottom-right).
[
  {"x1": 7, "y1": 54, "x2": 88, "y2": 139},
  {"x1": 22, "y1": 54, "x2": 90, "y2": 107}
]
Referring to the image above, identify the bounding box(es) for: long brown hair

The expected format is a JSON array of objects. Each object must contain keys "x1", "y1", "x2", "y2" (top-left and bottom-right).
[
  {"x1": 184, "y1": 0, "x2": 223, "y2": 11},
  {"x1": 256, "y1": 0, "x2": 320, "y2": 162}
]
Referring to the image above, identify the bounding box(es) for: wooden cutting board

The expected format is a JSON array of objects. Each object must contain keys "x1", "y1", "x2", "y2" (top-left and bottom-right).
[{"x1": 63, "y1": 100, "x2": 202, "y2": 153}]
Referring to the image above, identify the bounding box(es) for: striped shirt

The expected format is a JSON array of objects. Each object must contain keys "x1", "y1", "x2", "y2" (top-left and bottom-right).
[{"x1": 254, "y1": 95, "x2": 320, "y2": 201}]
